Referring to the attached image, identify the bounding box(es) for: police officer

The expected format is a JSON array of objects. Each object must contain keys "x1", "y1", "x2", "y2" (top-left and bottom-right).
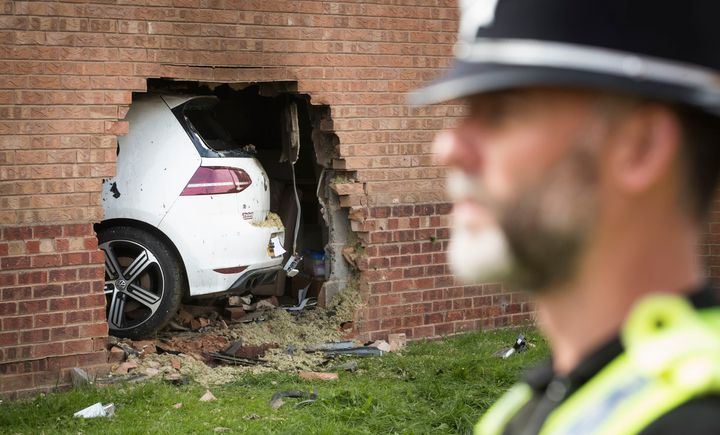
[{"x1": 410, "y1": 1, "x2": 720, "y2": 434}]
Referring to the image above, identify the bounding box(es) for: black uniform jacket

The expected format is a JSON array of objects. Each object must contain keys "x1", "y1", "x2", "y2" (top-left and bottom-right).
[{"x1": 503, "y1": 287, "x2": 720, "y2": 435}]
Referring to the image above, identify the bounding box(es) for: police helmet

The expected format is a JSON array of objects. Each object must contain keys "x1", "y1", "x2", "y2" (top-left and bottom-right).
[{"x1": 410, "y1": 0, "x2": 720, "y2": 115}]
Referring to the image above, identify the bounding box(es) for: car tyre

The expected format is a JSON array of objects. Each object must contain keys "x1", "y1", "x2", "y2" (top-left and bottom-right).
[{"x1": 97, "y1": 225, "x2": 186, "y2": 339}]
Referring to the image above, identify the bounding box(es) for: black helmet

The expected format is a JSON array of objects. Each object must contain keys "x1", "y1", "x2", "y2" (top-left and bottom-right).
[{"x1": 410, "y1": 0, "x2": 720, "y2": 114}]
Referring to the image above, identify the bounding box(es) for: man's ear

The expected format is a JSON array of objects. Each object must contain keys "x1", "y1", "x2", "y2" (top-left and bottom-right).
[{"x1": 607, "y1": 105, "x2": 681, "y2": 194}]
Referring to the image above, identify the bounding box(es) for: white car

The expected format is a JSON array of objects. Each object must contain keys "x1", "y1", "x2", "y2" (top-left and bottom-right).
[{"x1": 98, "y1": 93, "x2": 285, "y2": 339}]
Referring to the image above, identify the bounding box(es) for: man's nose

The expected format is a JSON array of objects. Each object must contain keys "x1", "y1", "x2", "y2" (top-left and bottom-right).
[{"x1": 432, "y1": 127, "x2": 483, "y2": 174}]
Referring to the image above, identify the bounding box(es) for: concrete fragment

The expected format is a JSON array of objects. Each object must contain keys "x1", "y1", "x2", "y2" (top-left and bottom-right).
[
  {"x1": 256, "y1": 297, "x2": 278, "y2": 310},
  {"x1": 368, "y1": 340, "x2": 391, "y2": 352},
  {"x1": 70, "y1": 368, "x2": 91, "y2": 387},
  {"x1": 144, "y1": 367, "x2": 160, "y2": 376},
  {"x1": 173, "y1": 403, "x2": 183, "y2": 409},
  {"x1": 200, "y1": 390, "x2": 217, "y2": 402},
  {"x1": 228, "y1": 296, "x2": 243, "y2": 306},
  {"x1": 388, "y1": 333, "x2": 407, "y2": 352}
]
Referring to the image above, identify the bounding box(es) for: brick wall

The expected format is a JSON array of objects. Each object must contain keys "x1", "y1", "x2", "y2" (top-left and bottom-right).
[
  {"x1": 0, "y1": 223, "x2": 108, "y2": 399},
  {"x1": 0, "y1": 0, "x2": 534, "y2": 398}
]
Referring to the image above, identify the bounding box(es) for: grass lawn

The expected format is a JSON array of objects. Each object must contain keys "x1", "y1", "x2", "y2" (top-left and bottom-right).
[{"x1": 0, "y1": 328, "x2": 547, "y2": 435}]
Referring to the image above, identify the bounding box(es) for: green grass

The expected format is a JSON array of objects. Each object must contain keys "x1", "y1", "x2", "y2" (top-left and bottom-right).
[{"x1": 0, "y1": 329, "x2": 547, "y2": 435}]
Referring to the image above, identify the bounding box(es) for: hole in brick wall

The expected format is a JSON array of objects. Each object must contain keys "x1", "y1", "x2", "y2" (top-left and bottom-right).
[{"x1": 96, "y1": 78, "x2": 355, "y2": 338}]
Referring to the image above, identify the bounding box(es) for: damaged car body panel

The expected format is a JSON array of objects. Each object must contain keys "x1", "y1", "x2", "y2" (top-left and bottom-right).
[{"x1": 99, "y1": 93, "x2": 285, "y2": 338}]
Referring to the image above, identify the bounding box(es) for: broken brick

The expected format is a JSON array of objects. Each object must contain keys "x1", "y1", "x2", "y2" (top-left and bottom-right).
[
  {"x1": 299, "y1": 371, "x2": 338, "y2": 381},
  {"x1": 108, "y1": 346, "x2": 126, "y2": 363},
  {"x1": 113, "y1": 361, "x2": 138, "y2": 375},
  {"x1": 224, "y1": 307, "x2": 246, "y2": 321}
]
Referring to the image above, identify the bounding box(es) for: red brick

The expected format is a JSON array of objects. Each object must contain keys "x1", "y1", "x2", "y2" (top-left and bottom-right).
[
  {"x1": 34, "y1": 312, "x2": 65, "y2": 328},
  {"x1": 21, "y1": 328, "x2": 50, "y2": 344},
  {"x1": 51, "y1": 326, "x2": 80, "y2": 340},
  {"x1": 0, "y1": 332, "x2": 19, "y2": 346},
  {"x1": 0, "y1": 302, "x2": 18, "y2": 316},
  {"x1": 0, "y1": 374, "x2": 34, "y2": 393},
  {"x1": 77, "y1": 266, "x2": 103, "y2": 279},
  {"x1": 33, "y1": 342, "x2": 63, "y2": 358},
  {"x1": 63, "y1": 224, "x2": 92, "y2": 237},
  {"x1": 2, "y1": 227, "x2": 32, "y2": 241},
  {"x1": 1, "y1": 286, "x2": 32, "y2": 301},
  {"x1": 31, "y1": 254, "x2": 62, "y2": 268},
  {"x1": 424, "y1": 313, "x2": 443, "y2": 324},
  {"x1": 32, "y1": 284, "x2": 62, "y2": 298},
  {"x1": 63, "y1": 281, "x2": 91, "y2": 295},
  {"x1": 65, "y1": 310, "x2": 93, "y2": 324},
  {"x1": 49, "y1": 297, "x2": 77, "y2": 311},
  {"x1": 49, "y1": 268, "x2": 77, "y2": 282},
  {"x1": 77, "y1": 351, "x2": 107, "y2": 366},
  {"x1": 18, "y1": 271, "x2": 47, "y2": 285},
  {"x1": 79, "y1": 322, "x2": 107, "y2": 337},
  {"x1": 64, "y1": 339, "x2": 93, "y2": 353},
  {"x1": 18, "y1": 300, "x2": 48, "y2": 314},
  {"x1": 25, "y1": 240, "x2": 40, "y2": 254},
  {"x1": 61, "y1": 252, "x2": 89, "y2": 266},
  {"x1": 412, "y1": 325, "x2": 435, "y2": 338},
  {"x1": 33, "y1": 225, "x2": 62, "y2": 238},
  {"x1": 2, "y1": 316, "x2": 34, "y2": 331},
  {"x1": 1, "y1": 256, "x2": 31, "y2": 270}
]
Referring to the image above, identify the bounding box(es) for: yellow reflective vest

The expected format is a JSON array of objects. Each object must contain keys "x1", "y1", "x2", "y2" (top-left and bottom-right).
[{"x1": 476, "y1": 294, "x2": 720, "y2": 435}]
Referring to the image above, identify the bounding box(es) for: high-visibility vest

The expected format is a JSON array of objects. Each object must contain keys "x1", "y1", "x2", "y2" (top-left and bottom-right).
[{"x1": 475, "y1": 294, "x2": 720, "y2": 435}]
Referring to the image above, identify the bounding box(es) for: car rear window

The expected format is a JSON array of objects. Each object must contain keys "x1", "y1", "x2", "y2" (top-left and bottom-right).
[{"x1": 174, "y1": 96, "x2": 254, "y2": 158}]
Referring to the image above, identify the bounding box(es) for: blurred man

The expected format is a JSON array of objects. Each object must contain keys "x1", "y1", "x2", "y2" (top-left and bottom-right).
[{"x1": 411, "y1": 1, "x2": 720, "y2": 434}]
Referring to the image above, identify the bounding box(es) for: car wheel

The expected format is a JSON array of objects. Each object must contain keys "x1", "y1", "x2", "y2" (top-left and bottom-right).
[{"x1": 97, "y1": 225, "x2": 186, "y2": 339}]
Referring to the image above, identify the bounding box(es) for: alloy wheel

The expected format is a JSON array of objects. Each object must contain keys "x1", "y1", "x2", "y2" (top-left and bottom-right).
[{"x1": 100, "y1": 239, "x2": 164, "y2": 332}]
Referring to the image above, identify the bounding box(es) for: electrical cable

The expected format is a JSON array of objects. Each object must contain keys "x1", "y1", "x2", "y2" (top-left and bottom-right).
[{"x1": 291, "y1": 160, "x2": 301, "y2": 254}]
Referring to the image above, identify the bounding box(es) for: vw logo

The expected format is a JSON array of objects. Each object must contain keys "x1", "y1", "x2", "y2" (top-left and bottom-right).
[{"x1": 117, "y1": 279, "x2": 127, "y2": 290}]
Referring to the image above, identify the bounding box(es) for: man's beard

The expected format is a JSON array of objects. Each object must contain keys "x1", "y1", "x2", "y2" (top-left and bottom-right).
[{"x1": 447, "y1": 142, "x2": 599, "y2": 293}]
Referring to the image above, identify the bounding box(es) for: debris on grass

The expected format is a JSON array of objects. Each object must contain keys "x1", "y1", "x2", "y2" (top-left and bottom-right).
[
  {"x1": 102, "y1": 279, "x2": 366, "y2": 387},
  {"x1": 368, "y1": 340, "x2": 391, "y2": 352},
  {"x1": 269, "y1": 390, "x2": 318, "y2": 410},
  {"x1": 304, "y1": 341, "x2": 357, "y2": 352},
  {"x1": 299, "y1": 371, "x2": 339, "y2": 381},
  {"x1": 388, "y1": 333, "x2": 407, "y2": 352},
  {"x1": 70, "y1": 368, "x2": 91, "y2": 387},
  {"x1": 199, "y1": 390, "x2": 217, "y2": 402},
  {"x1": 73, "y1": 402, "x2": 115, "y2": 418},
  {"x1": 113, "y1": 361, "x2": 138, "y2": 375},
  {"x1": 321, "y1": 346, "x2": 385, "y2": 357},
  {"x1": 493, "y1": 333, "x2": 529, "y2": 358}
]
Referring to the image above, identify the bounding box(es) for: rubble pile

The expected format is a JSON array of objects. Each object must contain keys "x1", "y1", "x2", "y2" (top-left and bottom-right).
[{"x1": 98, "y1": 286, "x2": 383, "y2": 387}]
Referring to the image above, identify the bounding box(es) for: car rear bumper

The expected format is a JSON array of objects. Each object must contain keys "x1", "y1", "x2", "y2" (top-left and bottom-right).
[{"x1": 159, "y1": 194, "x2": 284, "y2": 297}]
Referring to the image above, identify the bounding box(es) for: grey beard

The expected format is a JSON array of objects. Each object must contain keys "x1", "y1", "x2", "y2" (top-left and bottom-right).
[{"x1": 499, "y1": 142, "x2": 599, "y2": 293}]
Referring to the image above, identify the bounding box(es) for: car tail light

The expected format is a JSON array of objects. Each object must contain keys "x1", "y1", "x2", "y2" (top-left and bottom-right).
[{"x1": 181, "y1": 166, "x2": 252, "y2": 196}]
